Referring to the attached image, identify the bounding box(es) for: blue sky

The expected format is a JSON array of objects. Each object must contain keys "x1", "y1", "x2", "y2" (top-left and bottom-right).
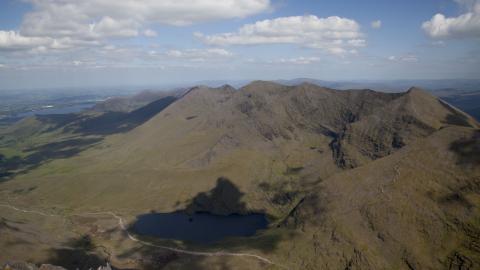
[{"x1": 0, "y1": 0, "x2": 479, "y2": 90}]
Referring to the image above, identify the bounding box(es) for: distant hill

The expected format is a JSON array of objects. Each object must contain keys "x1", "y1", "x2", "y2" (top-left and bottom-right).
[
  {"x1": 0, "y1": 81, "x2": 479, "y2": 270},
  {"x1": 276, "y1": 78, "x2": 480, "y2": 92},
  {"x1": 92, "y1": 88, "x2": 186, "y2": 112}
]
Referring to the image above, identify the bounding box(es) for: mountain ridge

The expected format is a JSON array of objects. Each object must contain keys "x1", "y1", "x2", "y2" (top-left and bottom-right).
[{"x1": 0, "y1": 81, "x2": 478, "y2": 269}]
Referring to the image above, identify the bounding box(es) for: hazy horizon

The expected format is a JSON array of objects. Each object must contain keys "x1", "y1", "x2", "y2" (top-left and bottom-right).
[{"x1": 2, "y1": 77, "x2": 480, "y2": 93}]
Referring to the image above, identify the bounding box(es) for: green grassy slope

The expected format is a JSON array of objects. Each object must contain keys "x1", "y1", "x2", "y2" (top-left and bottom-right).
[{"x1": 0, "y1": 82, "x2": 479, "y2": 269}]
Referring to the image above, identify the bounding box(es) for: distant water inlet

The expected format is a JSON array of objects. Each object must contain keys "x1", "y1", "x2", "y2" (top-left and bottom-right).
[
  {"x1": 130, "y1": 212, "x2": 269, "y2": 244},
  {"x1": 16, "y1": 103, "x2": 95, "y2": 118}
]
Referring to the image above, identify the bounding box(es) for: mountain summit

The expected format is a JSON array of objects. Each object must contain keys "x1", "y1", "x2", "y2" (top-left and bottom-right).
[{"x1": 0, "y1": 82, "x2": 479, "y2": 269}]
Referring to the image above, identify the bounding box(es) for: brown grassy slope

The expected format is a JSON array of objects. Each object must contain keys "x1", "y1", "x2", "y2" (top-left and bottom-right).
[
  {"x1": 333, "y1": 87, "x2": 478, "y2": 168},
  {"x1": 278, "y1": 126, "x2": 480, "y2": 269},
  {"x1": 0, "y1": 81, "x2": 478, "y2": 269},
  {"x1": 2, "y1": 82, "x2": 477, "y2": 212}
]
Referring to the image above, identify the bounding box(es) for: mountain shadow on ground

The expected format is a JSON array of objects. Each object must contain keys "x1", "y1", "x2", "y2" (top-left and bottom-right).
[
  {"x1": 22, "y1": 138, "x2": 103, "y2": 166},
  {"x1": 0, "y1": 154, "x2": 22, "y2": 179},
  {"x1": 42, "y1": 235, "x2": 114, "y2": 270},
  {"x1": 450, "y1": 130, "x2": 480, "y2": 166},
  {"x1": 116, "y1": 246, "x2": 182, "y2": 270},
  {"x1": 184, "y1": 177, "x2": 248, "y2": 215},
  {"x1": 64, "y1": 96, "x2": 177, "y2": 136},
  {"x1": 0, "y1": 96, "x2": 177, "y2": 182},
  {"x1": 116, "y1": 244, "x2": 238, "y2": 270},
  {"x1": 0, "y1": 137, "x2": 102, "y2": 182},
  {"x1": 439, "y1": 100, "x2": 475, "y2": 127},
  {"x1": 441, "y1": 92, "x2": 480, "y2": 121}
]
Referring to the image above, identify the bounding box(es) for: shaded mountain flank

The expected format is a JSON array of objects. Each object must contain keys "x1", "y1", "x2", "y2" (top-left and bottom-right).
[
  {"x1": 0, "y1": 95, "x2": 177, "y2": 180},
  {"x1": 0, "y1": 81, "x2": 479, "y2": 270},
  {"x1": 92, "y1": 89, "x2": 186, "y2": 113}
]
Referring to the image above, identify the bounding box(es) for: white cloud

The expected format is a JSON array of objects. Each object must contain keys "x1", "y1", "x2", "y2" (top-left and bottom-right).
[
  {"x1": 388, "y1": 55, "x2": 418, "y2": 63},
  {"x1": 371, "y1": 20, "x2": 382, "y2": 29},
  {"x1": 270, "y1": 56, "x2": 321, "y2": 65},
  {"x1": 422, "y1": 0, "x2": 480, "y2": 38},
  {"x1": 0, "y1": 31, "x2": 103, "y2": 53},
  {"x1": 328, "y1": 47, "x2": 347, "y2": 56},
  {"x1": 0, "y1": 31, "x2": 51, "y2": 51},
  {"x1": 20, "y1": 0, "x2": 270, "y2": 37},
  {"x1": 164, "y1": 48, "x2": 233, "y2": 61},
  {"x1": 347, "y1": 39, "x2": 366, "y2": 47},
  {"x1": 401, "y1": 55, "x2": 419, "y2": 62},
  {"x1": 245, "y1": 56, "x2": 321, "y2": 65},
  {"x1": 102, "y1": 45, "x2": 117, "y2": 51},
  {"x1": 454, "y1": 0, "x2": 480, "y2": 11},
  {"x1": 0, "y1": 0, "x2": 270, "y2": 51},
  {"x1": 89, "y1": 16, "x2": 140, "y2": 38},
  {"x1": 195, "y1": 15, "x2": 365, "y2": 55},
  {"x1": 432, "y1": 40, "x2": 445, "y2": 46},
  {"x1": 143, "y1": 29, "x2": 158, "y2": 37}
]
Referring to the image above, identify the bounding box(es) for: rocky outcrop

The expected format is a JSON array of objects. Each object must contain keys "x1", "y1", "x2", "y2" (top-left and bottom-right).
[{"x1": 2, "y1": 262, "x2": 112, "y2": 270}]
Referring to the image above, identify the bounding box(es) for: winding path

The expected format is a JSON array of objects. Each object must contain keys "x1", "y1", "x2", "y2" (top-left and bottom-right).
[{"x1": 0, "y1": 203, "x2": 288, "y2": 269}]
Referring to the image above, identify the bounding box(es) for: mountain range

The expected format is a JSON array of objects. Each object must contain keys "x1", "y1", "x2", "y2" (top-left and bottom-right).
[{"x1": 0, "y1": 81, "x2": 479, "y2": 270}]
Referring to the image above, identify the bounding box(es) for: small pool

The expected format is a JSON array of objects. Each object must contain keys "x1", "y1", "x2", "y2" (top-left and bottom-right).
[{"x1": 130, "y1": 212, "x2": 269, "y2": 244}]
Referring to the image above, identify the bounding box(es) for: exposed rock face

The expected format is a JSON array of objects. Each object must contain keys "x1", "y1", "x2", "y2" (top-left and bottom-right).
[
  {"x1": 157, "y1": 82, "x2": 476, "y2": 169},
  {"x1": 2, "y1": 262, "x2": 112, "y2": 270},
  {"x1": 2, "y1": 262, "x2": 65, "y2": 270},
  {"x1": 1, "y1": 81, "x2": 479, "y2": 270}
]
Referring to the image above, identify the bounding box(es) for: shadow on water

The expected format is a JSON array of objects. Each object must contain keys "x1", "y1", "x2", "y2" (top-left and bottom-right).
[{"x1": 449, "y1": 130, "x2": 480, "y2": 166}]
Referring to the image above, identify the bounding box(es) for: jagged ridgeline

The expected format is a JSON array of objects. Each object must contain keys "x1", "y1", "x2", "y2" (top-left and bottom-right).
[{"x1": 0, "y1": 81, "x2": 479, "y2": 270}]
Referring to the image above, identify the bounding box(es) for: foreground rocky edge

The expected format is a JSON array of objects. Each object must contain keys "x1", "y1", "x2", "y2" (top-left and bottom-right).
[{"x1": 2, "y1": 262, "x2": 112, "y2": 270}]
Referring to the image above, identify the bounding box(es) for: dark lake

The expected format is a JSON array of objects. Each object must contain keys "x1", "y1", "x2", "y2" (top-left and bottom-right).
[{"x1": 131, "y1": 212, "x2": 269, "y2": 244}]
